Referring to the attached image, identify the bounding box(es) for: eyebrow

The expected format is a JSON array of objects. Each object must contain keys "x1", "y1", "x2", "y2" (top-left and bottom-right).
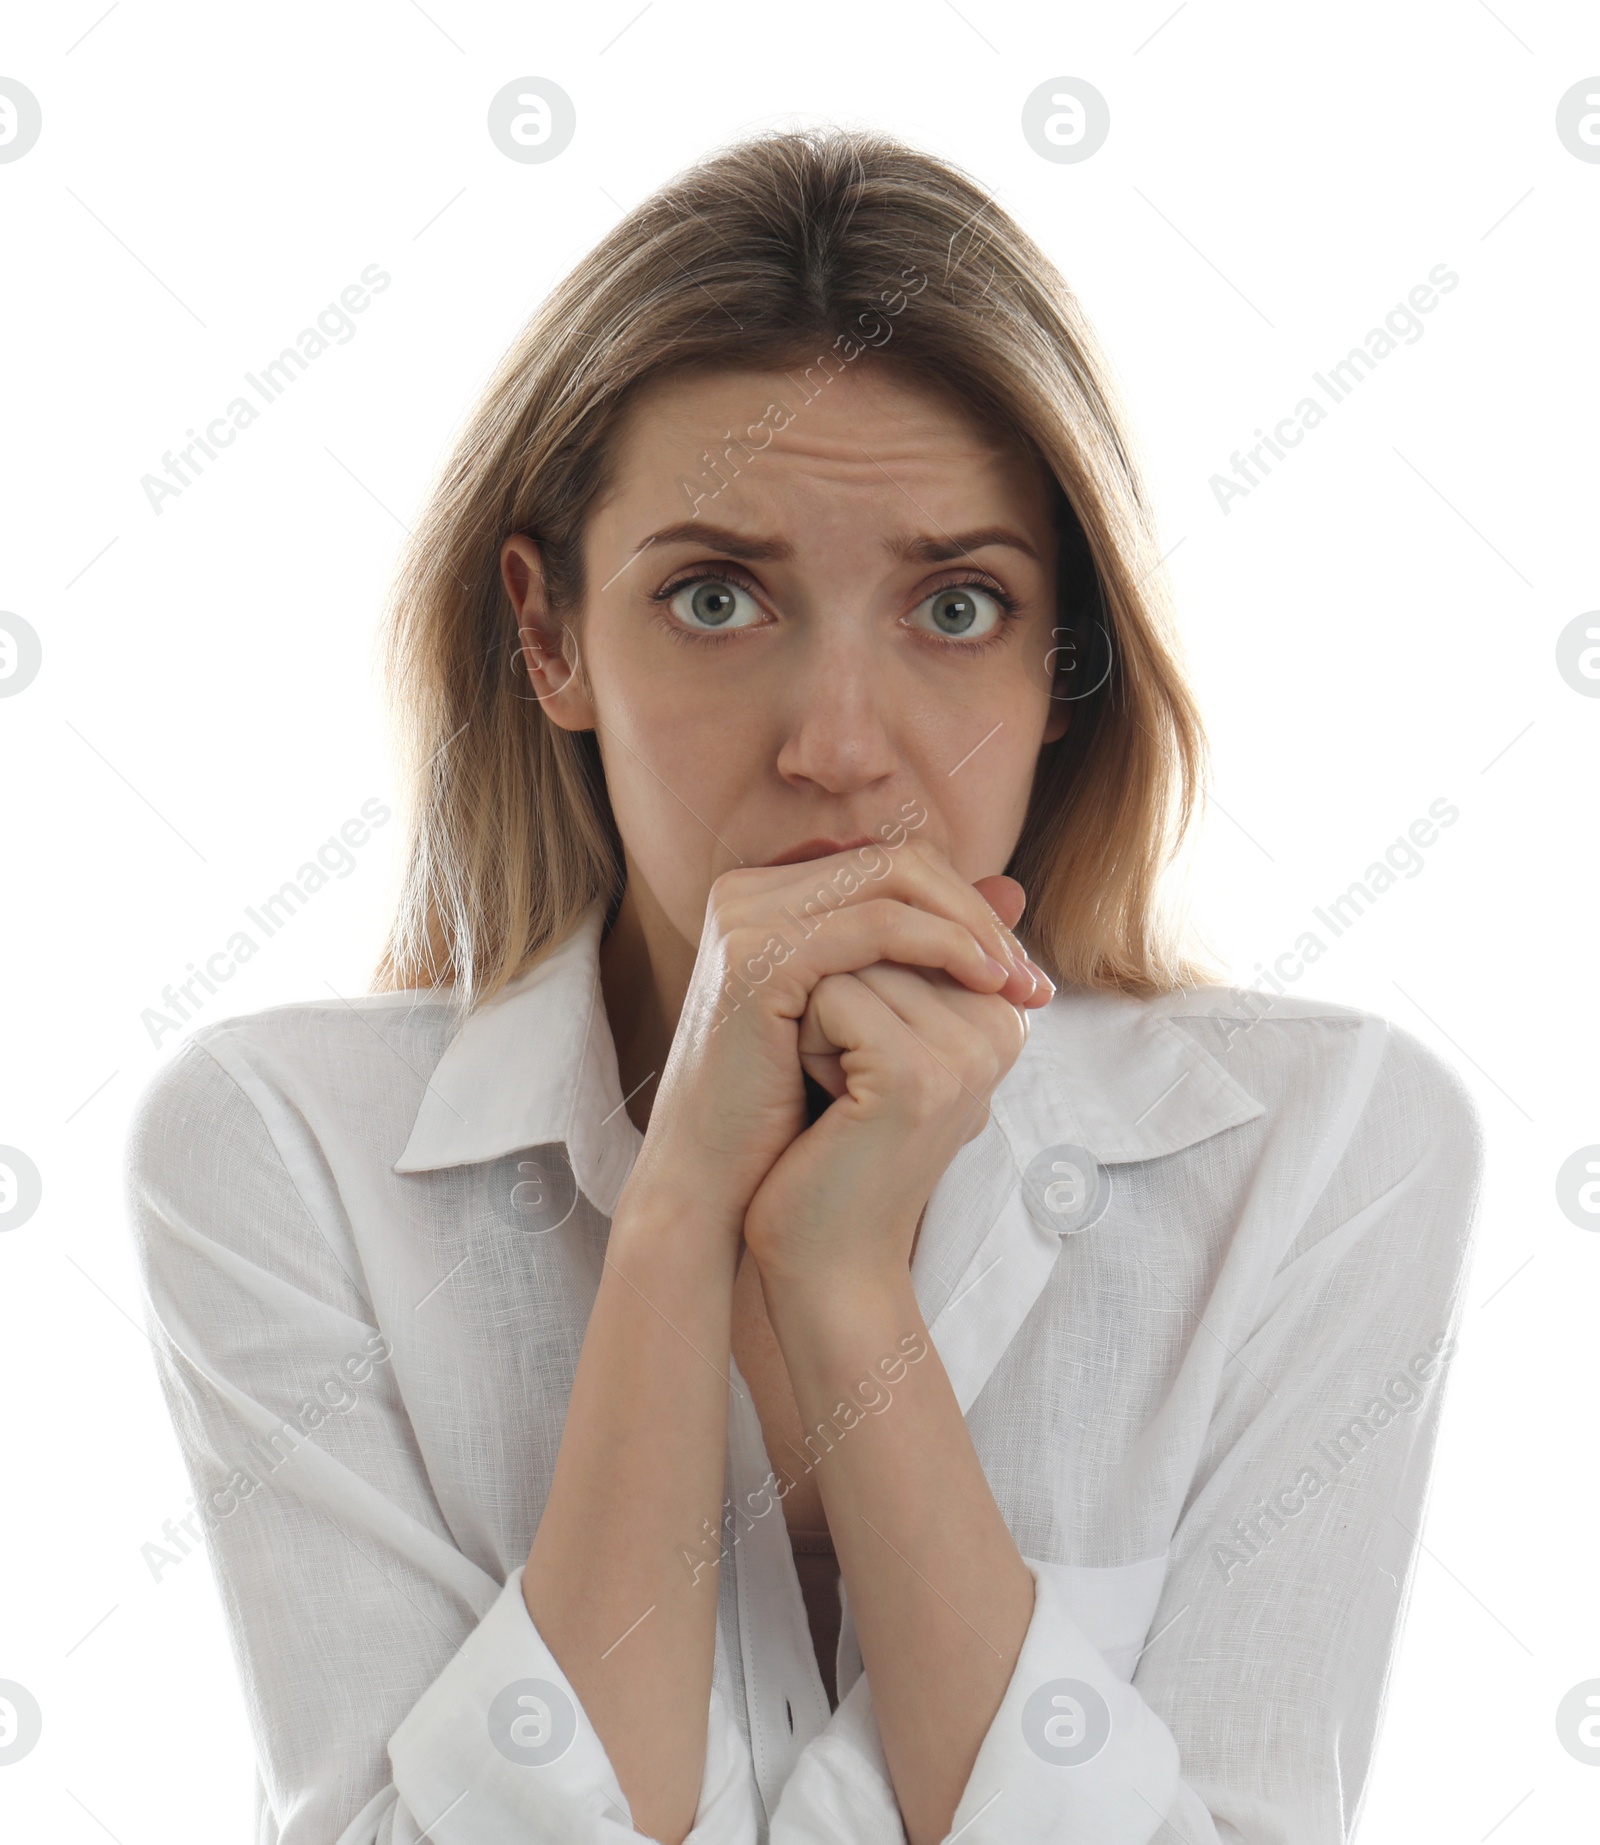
[{"x1": 634, "y1": 521, "x2": 1040, "y2": 565}]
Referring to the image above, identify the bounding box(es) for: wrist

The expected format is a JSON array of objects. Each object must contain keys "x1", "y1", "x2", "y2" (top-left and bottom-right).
[
  {"x1": 747, "y1": 1203, "x2": 922, "y2": 1305},
  {"x1": 755, "y1": 1253, "x2": 921, "y2": 1339},
  {"x1": 759, "y1": 1264, "x2": 932, "y2": 1413},
  {"x1": 616, "y1": 1142, "x2": 750, "y2": 1244},
  {"x1": 607, "y1": 1176, "x2": 744, "y2": 1281}
]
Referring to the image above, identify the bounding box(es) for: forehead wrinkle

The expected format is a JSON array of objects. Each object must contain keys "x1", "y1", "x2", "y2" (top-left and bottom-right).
[
  {"x1": 759, "y1": 422, "x2": 1010, "y2": 461},
  {"x1": 605, "y1": 375, "x2": 1050, "y2": 570}
]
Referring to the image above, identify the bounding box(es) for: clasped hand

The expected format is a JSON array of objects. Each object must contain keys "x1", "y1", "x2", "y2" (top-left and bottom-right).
[{"x1": 627, "y1": 833, "x2": 1053, "y2": 1294}]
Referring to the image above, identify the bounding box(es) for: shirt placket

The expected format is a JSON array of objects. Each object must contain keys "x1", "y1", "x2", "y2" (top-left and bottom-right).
[
  {"x1": 721, "y1": 1105, "x2": 1069, "y2": 1825},
  {"x1": 725, "y1": 1351, "x2": 833, "y2": 1825}
]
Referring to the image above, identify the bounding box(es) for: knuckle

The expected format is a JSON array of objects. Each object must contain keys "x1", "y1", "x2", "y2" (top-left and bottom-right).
[
  {"x1": 705, "y1": 870, "x2": 751, "y2": 927},
  {"x1": 719, "y1": 921, "x2": 759, "y2": 967},
  {"x1": 963, "y1": 1040, "x2": 1002, "y2": 1092}
]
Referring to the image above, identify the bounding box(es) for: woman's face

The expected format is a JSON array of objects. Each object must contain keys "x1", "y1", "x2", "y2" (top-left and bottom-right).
[{"x1": 505, "y1": 361, "x2": 1067, "y2": 951}]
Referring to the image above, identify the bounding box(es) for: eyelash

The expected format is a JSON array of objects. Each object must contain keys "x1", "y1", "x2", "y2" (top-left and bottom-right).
[{"x1": 647, "y1": 565, "x2": 1024, "y2": 652}]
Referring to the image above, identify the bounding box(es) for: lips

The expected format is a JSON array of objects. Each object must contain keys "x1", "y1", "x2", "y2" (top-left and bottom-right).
[{"x1": 761, "y1": 835, "x2": 876, "y2": 868}]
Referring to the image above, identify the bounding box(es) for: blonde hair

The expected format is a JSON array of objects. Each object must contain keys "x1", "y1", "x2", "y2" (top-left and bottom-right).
[{"x1": 375, "y1": 125, "x2": 1216, "y2": 1008}]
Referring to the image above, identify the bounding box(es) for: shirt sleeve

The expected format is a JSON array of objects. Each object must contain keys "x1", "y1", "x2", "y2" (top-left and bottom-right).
[
  {"x1": 125, "y1": 1035, "x2": 761, "y2": 1845},
  {"x1": 766, "y1": 1018, "x2": 1487, "y2": 1844}
]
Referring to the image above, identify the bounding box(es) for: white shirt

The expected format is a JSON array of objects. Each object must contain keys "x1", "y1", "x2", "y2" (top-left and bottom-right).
[{"x1": 124, "y1": 896, "x2": 1485, "y2": 1844}]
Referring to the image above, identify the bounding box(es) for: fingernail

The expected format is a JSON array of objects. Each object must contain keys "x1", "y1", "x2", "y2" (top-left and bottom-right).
[
  {"x1": 982, "y1": 953, "x2": 1011, "y2": 981},
  {"x1": 1024, "y1": 957, "x2": 1055, "y2": 997}
]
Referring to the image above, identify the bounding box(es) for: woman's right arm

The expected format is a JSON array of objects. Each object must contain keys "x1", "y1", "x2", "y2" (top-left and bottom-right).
[
  {"x1": 518, "y1": 1182, "x2": 747, "y2": 1845},
  {"x1": 125, "y1": 1031, "x2": 722, "y2": 1845}
]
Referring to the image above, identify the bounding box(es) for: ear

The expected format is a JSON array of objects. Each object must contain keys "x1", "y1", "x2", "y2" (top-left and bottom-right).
[{"x1": 500, "y1": 533, "x2": 597, "y2": 731}]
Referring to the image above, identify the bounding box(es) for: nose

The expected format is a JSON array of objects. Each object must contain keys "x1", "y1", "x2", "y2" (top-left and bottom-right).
[{"x1": 772, "y1": 628, "x2": 900, "y2": 797}]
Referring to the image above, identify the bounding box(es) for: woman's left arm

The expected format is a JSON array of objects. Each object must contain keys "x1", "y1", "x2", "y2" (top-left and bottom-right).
[
  {"x1": 752, "y1": 980, "x2": 1487, "y2": 1844},
  {"x1": 739, "y1": 950, "x2": 1066, "y2": 1844},
  {"x1": 759, "y1": 1263, "x2": 1036, "y2": 1845}
]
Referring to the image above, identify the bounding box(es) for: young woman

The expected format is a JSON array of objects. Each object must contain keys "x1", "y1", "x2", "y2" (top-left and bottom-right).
[{"x1": 127, "y1": 128, "x2": 1484, "y2": 1845}]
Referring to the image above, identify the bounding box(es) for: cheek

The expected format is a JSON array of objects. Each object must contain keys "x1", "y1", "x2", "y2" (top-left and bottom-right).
[
  {"x1": 600, "y1": 658, "x2": 768, "y2": 793},
  {"x1": 904, "y1": 710, "x2": 1044, "y2": 880},
  {"x1": 587, "y1": 654, "x2": 765, "y2": 908}
]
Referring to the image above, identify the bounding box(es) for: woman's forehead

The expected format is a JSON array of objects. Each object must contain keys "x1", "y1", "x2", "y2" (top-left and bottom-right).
[{"x1": 599, "y1": 363, "x2": 1052, "y2": 526}]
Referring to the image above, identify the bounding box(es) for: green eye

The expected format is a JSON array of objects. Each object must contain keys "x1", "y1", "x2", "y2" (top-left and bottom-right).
[
  {"x1": 667, "y1": 577, "x2": 761, "y2": 632},
  {"x1": 912, "y1": 584, "x2": 1006, "y2": 640}
]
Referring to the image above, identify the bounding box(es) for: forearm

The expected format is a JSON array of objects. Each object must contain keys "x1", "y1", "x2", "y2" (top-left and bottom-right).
[
  {"x1": 523, "y1": 1184, "x2": 742, "y2": 1845},
  {"x1": 762, "y1": 1262, "x2": 1036, "y2": 1845}
]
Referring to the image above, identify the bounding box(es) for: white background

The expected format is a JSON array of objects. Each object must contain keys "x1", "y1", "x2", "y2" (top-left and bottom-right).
[{"x1": 1, "y1": 2, "x2": 1595, "y2": 1839}]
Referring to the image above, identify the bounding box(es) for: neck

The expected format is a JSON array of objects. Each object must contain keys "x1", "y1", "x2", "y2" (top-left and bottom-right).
[{"x1": 598, "y1": 879, "x2": 696, "y2": 1134}]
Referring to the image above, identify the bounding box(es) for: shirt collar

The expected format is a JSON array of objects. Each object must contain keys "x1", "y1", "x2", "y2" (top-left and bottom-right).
[
  {"x1": 394, "y1": 898, "x2": 1265, "y2": 1213},
  {"x1": 987, "y1": 980, "x2": 1265, "y2": 1168},
  {"x1": 394, "y1": 899, "x2": 645, "y2": 1216}
]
